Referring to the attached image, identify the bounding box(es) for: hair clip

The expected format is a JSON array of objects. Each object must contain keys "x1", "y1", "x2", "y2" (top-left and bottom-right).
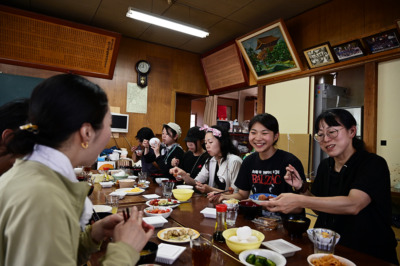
[
  {"x1": 19, "y1": 123, "x2": 39, "y2": 134},
  {"x1": 200, "y1": 124, "x2": 221, "y2": 137}
]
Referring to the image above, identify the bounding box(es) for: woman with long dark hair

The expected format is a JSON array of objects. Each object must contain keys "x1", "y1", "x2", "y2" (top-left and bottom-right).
[
  {"x1": 261, "y1": 109, "x2": 398, "y2": 264},
  {"x1": 171, "y1": 125, "x2": 242, "y2": 194},
  {"x1": 0, "y1": 74, "x2": 153, "y2": 265}
]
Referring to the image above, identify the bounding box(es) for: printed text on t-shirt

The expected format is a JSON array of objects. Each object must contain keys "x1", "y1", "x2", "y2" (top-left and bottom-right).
[{"x1": 251, "y1": 170, "x2": 281, "y2": 185}]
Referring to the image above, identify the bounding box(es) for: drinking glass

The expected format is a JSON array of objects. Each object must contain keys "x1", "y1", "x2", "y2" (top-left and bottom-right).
[
  {"x1": 106, "y1": 195, "x2": 119, "y2": 214},
  {"x1": 138, "y1": 171, "x2": 148, "y2": 187},
  {"x1": 163, "y1": 181, "x2": 175, "y2": 199},
  {"x1": 191, "y1": 233, "x2": 213, "y2": 266},
  {"x1": 312, "y1": 229, "x2": 337, "y2": 254},
  {"x1": 225, "y1": 203, "x2": 239, "y2": 226}
]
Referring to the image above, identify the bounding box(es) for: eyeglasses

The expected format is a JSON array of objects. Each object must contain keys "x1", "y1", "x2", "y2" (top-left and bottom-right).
[{"x1": 314, "y1": 128, "x2": 344, "y2": 142}]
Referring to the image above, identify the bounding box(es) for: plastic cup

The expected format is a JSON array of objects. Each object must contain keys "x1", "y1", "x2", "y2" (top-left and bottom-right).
[{"x1": 106, "y1": 195, "x2": 119, "y2": 214}]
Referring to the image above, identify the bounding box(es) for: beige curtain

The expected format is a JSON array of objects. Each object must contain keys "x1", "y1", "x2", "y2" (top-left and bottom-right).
[{"x1": 203, "y1": 95, "x2": 218, "y2": 126}]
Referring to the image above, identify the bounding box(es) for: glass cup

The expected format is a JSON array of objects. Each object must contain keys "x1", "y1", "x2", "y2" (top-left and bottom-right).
[
  {"x1": 106, "y1": 195, "x2": 119, "y2": 214},
  {"x1": 312, "y1": 229, "x2": 337, "y2": 254},
  {"x1": 138, "y1": 171, "x2": 148, "y2": 187},
  {"x1": 225, "y1": 203, "x2": 239, "y2": 226},
  {"x1": 190, "y1": 233, "x2": 213, "y2": 266},
  {"x1": 162, "y1": 180, "x2": 175, "y2": 199}
]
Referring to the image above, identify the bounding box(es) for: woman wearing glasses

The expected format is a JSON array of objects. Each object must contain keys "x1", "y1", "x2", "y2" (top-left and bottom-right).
[{"x1": 260, "y1": 109, "x2": 398, "y2": 265}]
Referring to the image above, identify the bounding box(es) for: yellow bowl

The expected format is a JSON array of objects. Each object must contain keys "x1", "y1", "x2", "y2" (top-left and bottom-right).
[
  {"x1": 172, "y1": 189, "x2": 194, "y2": 201},
  {"x1": 222, "y1": 228, "x2": 265, "y2": 254}
]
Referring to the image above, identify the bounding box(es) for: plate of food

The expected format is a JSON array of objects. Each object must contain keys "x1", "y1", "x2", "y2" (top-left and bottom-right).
[
  {"x1": 146, "y1": 198, "x2": 180, "y2": 208},
  {"x1": 249, "y1": 193, "x2": 277, "y2": 205},
  {"x1": 136, "y1": 183, "x2": 149, "y2": 189},
  {"x1": 307, "y1": 254, "x2": 355, "y2": 266},
  {"x1": 239, "y1": 249, "x2": 286, "y2": 266},
  {"x1": 116, "y1": 187, "x2": 145, "y2": 195},
  {"x1": 157, "y1": 227, "x2": 199, "y2": 243}
]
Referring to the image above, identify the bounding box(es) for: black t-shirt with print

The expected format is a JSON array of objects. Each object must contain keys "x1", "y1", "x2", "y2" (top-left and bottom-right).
[
  {"x1": 234, "y1": 149, "x2": 306, "y2": 195},
  {"x1": 180, "y1": 151, "x2": 209, "y2": 179}
]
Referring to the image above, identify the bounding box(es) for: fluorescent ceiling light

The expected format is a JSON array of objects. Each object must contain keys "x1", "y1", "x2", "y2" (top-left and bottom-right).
[{"x1": 126, "y1": 7, "x2": 209, "y2": 38}]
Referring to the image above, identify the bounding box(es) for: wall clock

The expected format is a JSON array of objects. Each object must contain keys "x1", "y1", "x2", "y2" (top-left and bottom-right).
[{"x1": 136, "y1": 60, "x2": 151, "y2": 87}]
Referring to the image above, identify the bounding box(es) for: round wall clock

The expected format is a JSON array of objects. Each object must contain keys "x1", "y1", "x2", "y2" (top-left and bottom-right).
[{"x1": 136, "y1": 60, "x2": 151, "y2": 88}]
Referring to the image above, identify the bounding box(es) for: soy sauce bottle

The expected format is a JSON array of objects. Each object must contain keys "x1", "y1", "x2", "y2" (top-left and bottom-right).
[{"x1": 213, "y1": 204, "x2": 227, "y2": 243}]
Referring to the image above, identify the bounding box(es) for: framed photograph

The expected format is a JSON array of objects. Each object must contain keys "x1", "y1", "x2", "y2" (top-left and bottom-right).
[
  {"x1": 332, "y1": 39, "x2": 367, "y2": 62},
  {"x1": 236, "y1": 19, "x2": 302, "y2": 81},
  {"x1": 303, "y1": 42, "x2": 336, "y2": 69},
  {"x1": 362, "y1": 29, "x2": 400, "y2": 54}
]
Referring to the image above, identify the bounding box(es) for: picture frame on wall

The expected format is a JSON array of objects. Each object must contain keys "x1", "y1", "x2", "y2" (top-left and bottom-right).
[
  {"x1": 362, "y1": 28, "x2": 400, "y2": 54},
  {"x1": 303, "y1": 42, "x2": 336, "y2": 69},
  {"x1": 332, "y1": 39, "x2": 367, "y2": 62},
  {"x1": 235, "y1": 18, "x2": 302, "y2": 81}
]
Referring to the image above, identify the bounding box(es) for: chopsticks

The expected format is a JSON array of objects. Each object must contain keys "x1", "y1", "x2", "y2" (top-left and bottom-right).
[
  {"x1": 122, "y1": 207, "x2": 130, "y2": 223},
  {"x1": 92, "y1": 208, "x2": 101, "y2": 222},
  {"x1": 211, "y1": 187, "x2": 234, "y2": 196}
]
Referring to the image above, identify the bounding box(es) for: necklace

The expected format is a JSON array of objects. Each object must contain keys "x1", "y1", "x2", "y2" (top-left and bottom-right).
[{"x1": 190, "y1": 152, "x2": 206, "y2": 176}]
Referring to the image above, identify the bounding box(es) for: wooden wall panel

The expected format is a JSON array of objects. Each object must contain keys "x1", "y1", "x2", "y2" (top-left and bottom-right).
[{"x1": 0, "y1": 36, "x2": 209, "y2": 153}]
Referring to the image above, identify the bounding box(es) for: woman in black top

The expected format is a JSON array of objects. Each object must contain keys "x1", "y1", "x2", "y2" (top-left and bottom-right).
[{"x1": 261, "y1": 109, "x2": 398, "y2": 265}]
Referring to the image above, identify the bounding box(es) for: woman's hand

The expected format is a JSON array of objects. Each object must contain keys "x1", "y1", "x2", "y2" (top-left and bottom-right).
[
  {"x1": 91, "y1": 214, "x2": 123, "y2": 243},
  {"x1": 151, "y1": 141, "x2": 161, "y2": 157},
  {"x1": 258, "y1": 193, "x2": 301, "y2": 214},
  {"x1": 171, "y1": 158, "x2": 179, "y2": 167},
  {"x1": 142, "y1": 140, "x2": 150, "y2": 155},
  {"x1": 169, "y1": 167, "x2": 186, "y2": 181},
  {"x1": 284, "y1": 164, "x2": 303, "y2": 190},
  {"x1": 195, "y1": 182, "x2": 209, "y2": 193},
  {"x1": 113, "y1": 207, "x2": 154, "y2": 253},
  {"x1": 207, "y1": 191, "x2": 222, "y2": 204}
]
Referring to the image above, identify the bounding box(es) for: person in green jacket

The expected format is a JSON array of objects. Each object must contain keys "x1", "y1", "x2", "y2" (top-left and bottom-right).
[{"x1": 0, "y1": 74, "x2": 154, "y2": 265}]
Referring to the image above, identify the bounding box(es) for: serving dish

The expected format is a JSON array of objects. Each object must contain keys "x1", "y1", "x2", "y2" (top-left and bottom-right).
[
  {"x1": 307, "y1": 253, "x2": 355, "y2": 266},
  {"x1": 239, "y1": 249, "x2": 286, "y2": 266},
  {"x1": 157, "y1": 227, "x2": 199, "y2": 243},
  {"x1": 116, "y1": 187, "x2": 144, "y2": 195},
  {"x1": 144, "y1": 206, "x2": 173, "y2": 219}
]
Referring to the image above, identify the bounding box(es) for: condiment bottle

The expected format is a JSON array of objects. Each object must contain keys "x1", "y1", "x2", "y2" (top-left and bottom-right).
[{"x1": 213, "y1": 204, "x2": 227, "y2": 243}]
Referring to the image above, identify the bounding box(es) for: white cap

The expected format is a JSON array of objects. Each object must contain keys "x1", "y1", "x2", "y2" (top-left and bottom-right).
[{"x1": 163, "y1": 122, "x2": 182, "y2": 139}]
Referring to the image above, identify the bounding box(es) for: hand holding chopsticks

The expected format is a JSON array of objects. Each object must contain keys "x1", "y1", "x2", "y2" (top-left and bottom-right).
[
  {"x1": 284, "y1": 164, "x2": 302, "y2": 190},
  {"x1": 210, "y1": 187, "x2": 234, "y2": 196},
  {"x1": 122, "y1": 207, "x2": 130, "y2": 223}
]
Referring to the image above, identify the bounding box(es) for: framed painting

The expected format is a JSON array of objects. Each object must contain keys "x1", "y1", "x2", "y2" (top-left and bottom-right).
[
  {"x1": 332, "y1": 39, "x2": 367, "y2": 62},
  {"x1": 362, "y1": 28, "x2": 400, "y2": 54},
  {"x1": 303, "y1": 42, "x2": 336, "y2": 69},
  {"x1": 236, "y1": 19, "x2": 302, "y2": 81}
]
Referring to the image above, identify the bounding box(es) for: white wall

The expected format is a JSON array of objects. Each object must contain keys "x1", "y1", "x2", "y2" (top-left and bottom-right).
[
  {"x1": 265, "y1": 77, "x2": 310, "y2": 134},
  {"x1": 377, "y1": 58, "x2": 400, "y2": 186}
]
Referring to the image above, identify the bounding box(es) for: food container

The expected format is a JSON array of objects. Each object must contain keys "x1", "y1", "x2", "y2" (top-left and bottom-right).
[
  {"x1": 118, "y1": 179, "x2": 135, "y2": 188},
  {"x1": 155, "y1": 243, "x2": 186, "y2": 264},
  {"x1": 262, "y1": 239, "x2": 301, "y2": 257},
  {"x1": 99, "y1": 181, "x2": 113, "y2": 188},
  {"x1": 252, "y1": 217, "x2": 280, "y2": 231},
  {"x1": 142, "y1": 216, "x2": 168, "y2": 228}
]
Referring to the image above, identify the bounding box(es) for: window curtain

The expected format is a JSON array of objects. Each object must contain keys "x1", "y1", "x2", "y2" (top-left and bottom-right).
[{"x1": 203, "y1": 95, "x2": 218, "y2": 126}]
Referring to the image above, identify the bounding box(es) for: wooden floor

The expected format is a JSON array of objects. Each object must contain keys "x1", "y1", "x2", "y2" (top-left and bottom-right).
[{"x1": 305, "y1": 209, "x2": 400, "y2": 263}]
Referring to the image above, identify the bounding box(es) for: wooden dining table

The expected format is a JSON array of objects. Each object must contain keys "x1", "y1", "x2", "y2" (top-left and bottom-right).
[{"x1": 89, "y1": 179, "x2": 396, "y2": 266}]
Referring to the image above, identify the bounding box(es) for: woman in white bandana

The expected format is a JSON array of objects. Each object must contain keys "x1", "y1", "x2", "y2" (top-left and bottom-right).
[{"x1": 0, "y1": 74, "x2": 153, "y2": 266}]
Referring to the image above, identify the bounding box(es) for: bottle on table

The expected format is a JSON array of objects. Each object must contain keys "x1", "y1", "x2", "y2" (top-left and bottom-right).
[{"x1": 213, "y1": 204, "x2": 227, "y2": 243}]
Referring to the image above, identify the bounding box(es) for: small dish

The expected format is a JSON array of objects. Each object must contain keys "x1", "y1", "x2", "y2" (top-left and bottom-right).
[
  {"x1": 262, "y1": 238, "x2": 301, "y2": 257},
  {"x1": 142, "y1": 216, "x2": 168, "y2": 228},
  {"x1": 200, "y1": 207, "x2": 216, "y2": 219},
  {"x1": 239, "y1": 249, "x2": 286, "y2": 266},
  {"x1": 109, "y1": 191, "x2": 127, "y2": 199},
  {"x1": 155, "y1": 243, "x2": 186, "y2": 264},
  {"x1": 99, "y1": 181, "x2": 113, "y2": 188},
  {"x1": 176, "y1": 185, "x2": 193, "y2": 190},
  {"x1": 307, "y1": 253, "x2": 355, "y2": 266},
  {"x1": 144, "y1": 206, "x2": 173, "y2": 219},
  {"x1": 249, "y1": 193, "x2": 277, "y2": 205},
  {"x1": 93, "y1": 204, "x2": 112, "y2": 213}
]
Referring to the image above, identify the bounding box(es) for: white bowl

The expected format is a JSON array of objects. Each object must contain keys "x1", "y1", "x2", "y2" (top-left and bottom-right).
[
  {"x1": 100, "y1": 181, "x2": 113, "y2": 188},
  {"x1": 144, "y1": 206, "x2": 173, "y2": 219},
  {"x1": 149, "y1": 137, "x2": 160, "y2": 147},
  {"x1": 156, "y1": 178, "x2": 169, "y2": 184},
  {"x1": 239, "y1": 249, "x2": 286, "y2": 266},
  {"x1": 176, "y1": 185, "x2": 193, "y2": 190},
  {"x1": 142, "y1": 216, "x2": 168, "y2": 228},
  {"x1": 307, "y1": 254, "x2": 355, "y2": 266},
  {"x1": 74, "y1": 167, "x2": 83, "y2": 175}
]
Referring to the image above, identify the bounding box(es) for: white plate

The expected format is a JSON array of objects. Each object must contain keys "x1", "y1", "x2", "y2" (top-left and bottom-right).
[
  {"x1": 157, "y1": 227, "x2": 199, "y2": 243},
  {"x1": 239, "y1": 249, "x2": 286, "y2": 266},
  {"x1": 200, "y1": 207, "x2": 216, "y2": 219},
  {"x1": 93, "y1": 205, "x2": 112, "y2": 213},
  {"x1": 249, "y1": 193, "x2": 277, "y2": 205},
  {"x1": 109, "y1": 191, "x2": 127, "y2": 199},
  {"x1": 156, "y1": 243, "x2": 186, "y2": 264},
  {"x1": 262, "y1": 239, "x2": 301, "y2": 257},
  {"x1": 307, "y1": 254, "x2": 355, "y2": 266},
  {"x1": 116, "y1": 187, "x2": 145, "y2": 195},
  {"x1": 146, "y1": 199, "x2": 180, "y2": 208}
]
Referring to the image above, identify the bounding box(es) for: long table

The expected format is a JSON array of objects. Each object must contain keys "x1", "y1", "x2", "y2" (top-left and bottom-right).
[{"x1": 89, "y1": 180, "x2": 396, "y2": 265}]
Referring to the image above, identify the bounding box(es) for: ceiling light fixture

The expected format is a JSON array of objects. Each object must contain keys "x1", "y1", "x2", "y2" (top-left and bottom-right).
[{"x1": 126, "y1": 7, "x2": 209, "y2": 38}]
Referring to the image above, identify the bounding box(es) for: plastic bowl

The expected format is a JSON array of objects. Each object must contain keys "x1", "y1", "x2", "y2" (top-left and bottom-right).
[
  {"x1": 144, "y1": 206, "x2": 173, "y2": 219},
  {"x1": 137, "y1": 241, "x2": 158, "y2": 265},
  {"x1": 238, "y1": 201, "x2": 262, "y2": 220},
  {"x1": 282, "y1": 214, "x2": 311, "y2": 238},
  {"x1": 172, "y1": 188, "x2": 194, "y2": 201},
  {"x1": 222, "y1": 228, "x2": 265, "y2": 254}
]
